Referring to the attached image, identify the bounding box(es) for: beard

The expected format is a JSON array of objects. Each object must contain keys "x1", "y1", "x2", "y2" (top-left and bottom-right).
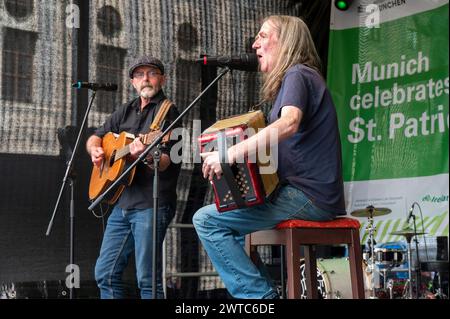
[{"x1": 139, "y1": 84, "x2": 159, "y2": 99}]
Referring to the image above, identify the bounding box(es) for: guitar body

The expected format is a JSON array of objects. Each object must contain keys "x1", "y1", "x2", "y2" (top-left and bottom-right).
[{"x1": 89, "y1": 132, "x2": 137, "y2": 204}]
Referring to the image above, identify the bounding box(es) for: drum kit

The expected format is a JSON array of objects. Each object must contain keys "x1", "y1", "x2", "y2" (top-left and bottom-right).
[{"x1": 351, "y1": 205, "x2": 430, "y2": 299}]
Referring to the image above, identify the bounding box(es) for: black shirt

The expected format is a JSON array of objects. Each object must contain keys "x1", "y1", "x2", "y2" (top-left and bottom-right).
[{"x1": 94, "y1": 90, "x2": 181, "y2": 210}]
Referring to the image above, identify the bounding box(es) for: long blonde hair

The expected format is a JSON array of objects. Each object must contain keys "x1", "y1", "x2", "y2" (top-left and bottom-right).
[{"x1": 260, "y1": 15, "x2": 321, "y2": 102}]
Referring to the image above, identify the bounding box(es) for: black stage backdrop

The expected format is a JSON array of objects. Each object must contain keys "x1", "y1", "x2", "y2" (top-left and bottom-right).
[{"x1": 0, "y1": 0, "x2": 331, "y2": 298}]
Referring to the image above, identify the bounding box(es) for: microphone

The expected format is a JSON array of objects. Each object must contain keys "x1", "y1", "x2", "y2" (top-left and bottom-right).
[
  {"x1": 196, "y1": 53, "x2": 258, "y2": 71},
  {"x1": 407, "y1": 203, "x2": 416, "y2": 223},
  {"x1": 72, "y1": 82, "x2": 118, "y2": 91}
]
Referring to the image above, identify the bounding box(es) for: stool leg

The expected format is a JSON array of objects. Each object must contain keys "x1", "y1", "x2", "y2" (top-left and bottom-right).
[
  {"x1": 304, "y1": 245, "x2": 318, "y2": 299},
  {"x1": 245, "y1": 234, "x2": 251, "y2": 255},
  {"x1": 286, "y1": 230, "x2": 301, "y2": 299},
  {"x1": 246, "y1": 234, "x2": 261, "y2": 268},
  {"x1": 280, "y1": 245, "x2": 286, "y2": 299},
  {"x1": 348, "y1": 229, "x2": 365, "y2": 299}
]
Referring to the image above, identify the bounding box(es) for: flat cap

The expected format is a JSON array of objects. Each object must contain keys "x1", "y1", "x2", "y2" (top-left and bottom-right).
[{"x1": 128, "y1": 55, "x2": 165, "y2": 78}]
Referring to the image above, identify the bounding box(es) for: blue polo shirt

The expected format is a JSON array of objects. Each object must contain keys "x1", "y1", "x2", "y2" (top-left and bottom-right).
[{"x1": 269, "y1": 64, "x2": 346, "y2": 215}]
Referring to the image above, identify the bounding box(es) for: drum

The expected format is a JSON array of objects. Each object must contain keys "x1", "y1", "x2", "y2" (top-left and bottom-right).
[
  {"x1": 411, "y1": 236, "x2": 442, "y2": 268},
  {"x1": 370, "y1": 273, "x2": 408, "y2": 299},
  {"x1": 297, "y1": 258, "x2": 371, "y2": 299},
  {"x1": 374, "y1": 242, "x2": 407, "y2": 267}
]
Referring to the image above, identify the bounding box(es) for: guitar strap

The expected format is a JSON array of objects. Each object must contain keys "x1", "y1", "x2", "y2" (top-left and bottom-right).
[{"x1": 150, "y1": 99, "x2": 173, "y2": 131}]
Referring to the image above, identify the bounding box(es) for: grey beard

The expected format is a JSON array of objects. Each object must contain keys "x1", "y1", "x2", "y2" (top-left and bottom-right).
[{"x1": 140, "y1": 87, "x2": 154, "y2": 99}]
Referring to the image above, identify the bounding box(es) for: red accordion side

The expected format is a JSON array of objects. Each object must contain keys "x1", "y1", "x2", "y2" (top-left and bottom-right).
[{"x1": 198, "y1": 111, "x2": 279, "y2": 212}]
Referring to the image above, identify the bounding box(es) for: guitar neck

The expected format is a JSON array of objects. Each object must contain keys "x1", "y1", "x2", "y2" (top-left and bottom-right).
[
  {"x1": 114, "y1": 131, "x2": 168, "y2": 162},
  {"x1": 115, "y1": 144, "x2": 131, "y2": 161}
]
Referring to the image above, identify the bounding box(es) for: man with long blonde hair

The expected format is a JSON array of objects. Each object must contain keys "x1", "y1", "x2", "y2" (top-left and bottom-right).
[{"x1": 194, "y1": 15, "x2": 346, "y2": 299}]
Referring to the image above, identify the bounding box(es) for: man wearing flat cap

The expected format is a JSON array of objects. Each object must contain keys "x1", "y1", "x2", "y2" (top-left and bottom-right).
[{"x1": 86, "y1": 55, "x2": 181, "y2": 299}]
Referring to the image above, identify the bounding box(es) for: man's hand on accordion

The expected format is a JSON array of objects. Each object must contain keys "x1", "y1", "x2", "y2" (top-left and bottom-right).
[
  {"x1": 201, "y1": 151, "x2": 222, "y2": 181},
  {"x1": 200, "y1": 150, "x2": 235, "y2": 181}
]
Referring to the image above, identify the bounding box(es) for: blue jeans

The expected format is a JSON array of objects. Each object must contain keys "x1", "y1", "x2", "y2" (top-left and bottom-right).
[
  {"x1": 193, "y1": 185, "x2": 336, "y2": 299},
  {"x1": 95, "y1": 205, "x2": 174, "y2": 299}
]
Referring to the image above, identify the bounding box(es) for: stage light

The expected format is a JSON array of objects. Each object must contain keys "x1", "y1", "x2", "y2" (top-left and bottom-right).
[{"x1": 334, "y1": 0, "x2": 354, "y2": 11}]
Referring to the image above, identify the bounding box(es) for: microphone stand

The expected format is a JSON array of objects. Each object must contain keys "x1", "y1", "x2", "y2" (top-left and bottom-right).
[
  {"x1": 46, "y1": 90, "x2": 98, "y2": 300},
  {"x1": 411, "y1": 214, "x2": 422, "y2": 298},
  {"x1": 88, "y1": 67, "x2": 231, "y2": 299},
  {"x1": 152, "y1": 145, "x2": 161, "y2": 299}
]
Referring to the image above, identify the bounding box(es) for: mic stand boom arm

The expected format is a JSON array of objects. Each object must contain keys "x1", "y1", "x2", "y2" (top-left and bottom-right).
[
  {"x1": 88, "y1": 67, "x2": 231, "y2": 211},
  {"x1": 47, "y1": 91, "x2": 97, "y2": 235}
]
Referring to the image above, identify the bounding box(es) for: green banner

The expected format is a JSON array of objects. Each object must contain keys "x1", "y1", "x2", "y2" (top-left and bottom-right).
[{"x1": 328, "y1": 1, "x2": 449, "y2": 241}]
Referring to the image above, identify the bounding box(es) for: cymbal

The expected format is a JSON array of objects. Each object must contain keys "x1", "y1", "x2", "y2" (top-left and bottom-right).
[
  {"x1": 350, "y1": 206, "x2": 392, "y2": 217},
  {"x1": 390, "y1": 227, "x2": 427, "y2": 237}
]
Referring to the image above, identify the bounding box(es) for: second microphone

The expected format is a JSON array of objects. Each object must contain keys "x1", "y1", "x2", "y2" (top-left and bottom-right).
[{"x1": 72, "y1": 82, "x2": 118, "y2": 91}]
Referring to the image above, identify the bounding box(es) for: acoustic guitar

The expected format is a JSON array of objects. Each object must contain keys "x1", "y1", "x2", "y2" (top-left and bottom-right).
[{"x1": 88, "y1": 130, "x2": 169, "y2": 204}]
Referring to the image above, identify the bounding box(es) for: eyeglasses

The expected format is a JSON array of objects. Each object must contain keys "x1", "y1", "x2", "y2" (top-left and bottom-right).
[{"x1": 133, "y1": 70, "x2": 162, "y2": 79}]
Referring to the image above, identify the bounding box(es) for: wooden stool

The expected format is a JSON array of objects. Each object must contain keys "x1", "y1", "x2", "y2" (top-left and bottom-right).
[{"x1": 245, "y1": 217, "x2": 365, "y2": 299}]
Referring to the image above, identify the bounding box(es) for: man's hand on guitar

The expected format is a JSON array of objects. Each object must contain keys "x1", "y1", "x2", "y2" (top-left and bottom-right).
[
  {"x1": 90, "y1": 146, "x2": 105, "y2": 168},
  {"x1": 129, "y1": 135, "x2": 146, "y2": 159}
]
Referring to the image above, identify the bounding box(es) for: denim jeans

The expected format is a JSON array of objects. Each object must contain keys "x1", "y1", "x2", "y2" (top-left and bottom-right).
[
  {"x1": 193, "y1": 185, "x2": 336, "y2": 299},
  {"x1": 95, "y1": 205, "x2": 174, "y2": 299}
]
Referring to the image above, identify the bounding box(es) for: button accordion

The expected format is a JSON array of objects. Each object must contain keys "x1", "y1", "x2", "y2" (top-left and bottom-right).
[{"x1": 198, "y1": 110, "x2": 279, "y2": 212}]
